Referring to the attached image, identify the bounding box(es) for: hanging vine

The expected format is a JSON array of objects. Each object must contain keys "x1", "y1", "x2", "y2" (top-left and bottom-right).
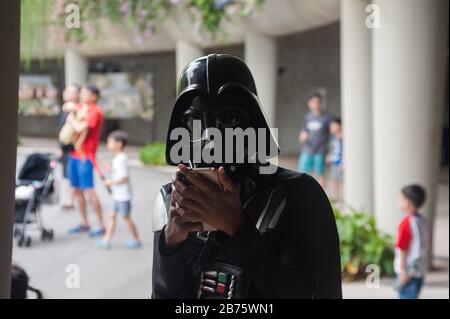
[
  {"x1": 20, "y1": 0, "x2": 265, "y2": 64},
  {"x1": 56, "y1": 0, "x2": 265, "y2": 43}
]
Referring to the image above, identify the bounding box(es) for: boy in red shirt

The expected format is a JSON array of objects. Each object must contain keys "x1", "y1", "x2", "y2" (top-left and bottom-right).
[
  {"x1": 67, "y1": 85, "x2": 105, "y2": 237},
  {"x1": 395, "y1": 184, "x2": 430, "y2": 299}
]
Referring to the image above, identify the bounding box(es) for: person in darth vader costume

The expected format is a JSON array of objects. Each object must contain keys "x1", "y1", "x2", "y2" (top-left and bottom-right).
[{"x1": 152, "y1": 54, "x2": 342, "y2": 299}]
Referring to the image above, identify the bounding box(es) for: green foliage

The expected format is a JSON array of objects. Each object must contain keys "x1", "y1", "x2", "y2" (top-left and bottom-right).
[
  {"x1": 332, "y1": 204, "x2": 395, "y2": 279},
  {"x1": 20, "y1": 0, "x2": 266, "y2": 65},
  {"x1": 139, "y1": 142, "x2": 166, "y2": 166},
  {"x1": 59, "y1": 0, "x2": 265, "y2": 42},
  {"x1": 20, "y1": 0, "x2": 55, "y2": 67},
  {"x1": 189, "y1": 0, "x2": 227, "y2": 36}
]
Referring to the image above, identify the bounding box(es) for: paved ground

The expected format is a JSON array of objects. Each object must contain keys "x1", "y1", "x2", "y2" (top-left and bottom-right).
[{"x1": 12, "y1": 138, "x2": 449, "y2": 299}]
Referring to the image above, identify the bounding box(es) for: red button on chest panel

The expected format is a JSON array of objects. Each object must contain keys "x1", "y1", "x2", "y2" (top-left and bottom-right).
[{"x1": 216, "y1": 283, "x2": 226, "y2": 295}]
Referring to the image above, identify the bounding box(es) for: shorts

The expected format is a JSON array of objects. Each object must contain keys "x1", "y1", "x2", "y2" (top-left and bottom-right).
[
  {"x1": 329, "y1": 164, "x2": 343, "y2": 181},
  {"x1": 398, "y1": 277, "x2": 424, "y2": 299},
  {"x1": 68, "y1": 155, "x2": 94, "y2": 190},
  {"x1": 298, "y1": 151, "x2": 326, "y2": 176},
  {"x1": 112, "y1": 200, "x2": 131, "y2": 217}
]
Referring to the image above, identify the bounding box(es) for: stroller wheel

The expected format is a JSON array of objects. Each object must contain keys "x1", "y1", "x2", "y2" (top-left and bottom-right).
[
  {"x1": 25, "y1": 236, "x2": 32, "y2": 247},
  {"x1": 17, "y1": 236, "x2": 24, "y2": 247},
  {"x1": 41, "y1": 229, "x2": 54, "y2": 241},
  {"x1": 17, "y1": 235, "x2": 31, "y2": 247}
]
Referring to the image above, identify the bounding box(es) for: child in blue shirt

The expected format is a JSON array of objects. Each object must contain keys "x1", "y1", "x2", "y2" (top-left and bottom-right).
[{"x1": 326, "y1": 118, "x2": 343, "y2": 201}]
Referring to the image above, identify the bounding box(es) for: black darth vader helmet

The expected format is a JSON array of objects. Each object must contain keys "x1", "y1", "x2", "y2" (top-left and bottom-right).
[{"x1": 165, "y1": 54, "x2": 279, "y2": 180}]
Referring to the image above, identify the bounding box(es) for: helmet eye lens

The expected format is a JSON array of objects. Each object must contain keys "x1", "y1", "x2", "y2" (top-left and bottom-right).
[
  {"x1": 182, "y1": 113, "x2": 204, "y2": 142},
  {"x1": 214, "y1": 108, "x2": 249, "y2": 130}
]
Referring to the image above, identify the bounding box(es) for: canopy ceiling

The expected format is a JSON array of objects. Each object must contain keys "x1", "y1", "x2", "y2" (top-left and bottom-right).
[{"x1": 34, "y1": 0, "x2": 340, "y2": 59}]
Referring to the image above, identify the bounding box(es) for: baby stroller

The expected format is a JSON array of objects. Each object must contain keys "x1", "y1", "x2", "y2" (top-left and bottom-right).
[{"x1": 14, "y1": 153, "x2": 56, "y2": 247}]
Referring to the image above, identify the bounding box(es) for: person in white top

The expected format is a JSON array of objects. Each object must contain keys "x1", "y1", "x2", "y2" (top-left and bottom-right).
[{"x1": 96, "y1": 130, "x2": 141, "y2": 249}]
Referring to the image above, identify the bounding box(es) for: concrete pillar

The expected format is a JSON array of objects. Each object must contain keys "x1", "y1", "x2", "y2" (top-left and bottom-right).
[
  {"x1": 245, "y1": 30, "x2": 278, "y2": 127},
  {"x1": 64, "y1": 48, "x2": 88, "y2": 86},
  {"x1": 373, "y1": 0, "x2": 449, "y2": 236},
  {"x1": 176, "y1": 40, "x2": 203, "y2": 82},
  {"x1": 341, "y1": 0, "x2": 373, "y2": 213},
  {"x1": 0, "y1": 0, "x2": 20, "y2": 298}
]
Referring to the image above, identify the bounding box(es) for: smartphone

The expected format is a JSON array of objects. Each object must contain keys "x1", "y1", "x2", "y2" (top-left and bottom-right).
[
  {"x1": 189, "y1": 167, "x2": 220, "y2": 231},
  {"x1": 190, "y1": 167, "x2": 220, "y2": 186}
]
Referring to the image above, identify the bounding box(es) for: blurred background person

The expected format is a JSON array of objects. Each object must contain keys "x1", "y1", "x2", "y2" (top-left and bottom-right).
[
  {"x1": 96, "y1": 130, "x2": 141, "y2": 250},
  {"x1": 395, "y1": 184, "x2": 430, "y2": 299},
  {"x1": 327, "y1": 117, "x2": 343, "y2": 202},
  {"x1": 298, "y1": 92, "x2": 334, "y2": 188},
  {"x1": 67, "y1": 85, "x2": 105, "y2": 237},
  {"x1": 57, "y1": 83, "x2": 80, "y2": 210}
]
